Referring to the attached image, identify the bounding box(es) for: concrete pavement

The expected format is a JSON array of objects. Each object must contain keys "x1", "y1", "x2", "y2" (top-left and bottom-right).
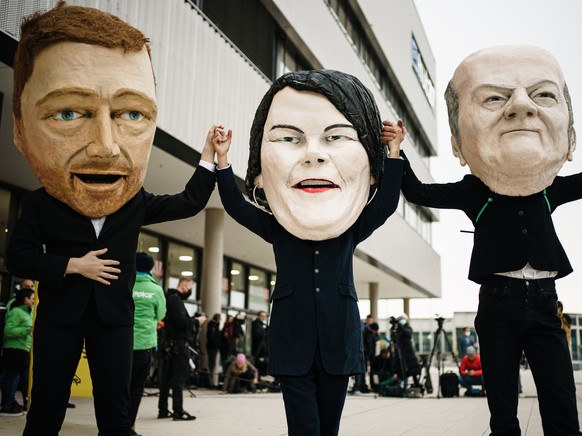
[{"x1": 1, "y1": 368, "x2": 581, "y2": 435}]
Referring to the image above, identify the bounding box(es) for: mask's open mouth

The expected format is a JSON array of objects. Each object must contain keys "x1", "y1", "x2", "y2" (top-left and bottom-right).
[
  {"x1": 74, "y1": 173, "x2": 124, "y2": 184},
  {"x1": 292, "y1": 179, "x2": 338, "y2": 193}
]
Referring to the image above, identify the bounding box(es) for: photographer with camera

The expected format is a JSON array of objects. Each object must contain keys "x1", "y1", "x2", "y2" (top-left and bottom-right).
[
  {"x1": 390, "y1": 314, "x2": 421, "y2": 389},
  {"x1": 157, "y1": 277, "x2": 207, "y2": 422}
]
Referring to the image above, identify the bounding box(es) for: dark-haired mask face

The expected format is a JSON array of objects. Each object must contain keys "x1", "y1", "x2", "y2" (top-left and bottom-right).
[{"x1": 254, "y1": 88, "x2": 373, "y2": 240}]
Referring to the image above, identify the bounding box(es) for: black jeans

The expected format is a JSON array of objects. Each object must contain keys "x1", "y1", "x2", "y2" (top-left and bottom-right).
[
  {"x1": 128, "y1": 349, "x2": 153, "y2": 427},
  {"x1": 475, "y1": 276, "x2": 581, "y2": 436},
  {"x1": 157, "y1": 340, "x2": 189, "y2": 415}
]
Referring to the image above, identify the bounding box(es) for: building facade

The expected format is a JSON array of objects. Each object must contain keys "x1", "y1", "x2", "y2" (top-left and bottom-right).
[{"x1": 0, "y1": 0, "x2": 441, "y2": 354}]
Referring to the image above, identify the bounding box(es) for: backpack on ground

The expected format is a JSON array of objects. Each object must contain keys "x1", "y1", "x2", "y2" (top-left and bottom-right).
[{"x1": 439, "y1": 371, "x2": 459, "y2": 398}]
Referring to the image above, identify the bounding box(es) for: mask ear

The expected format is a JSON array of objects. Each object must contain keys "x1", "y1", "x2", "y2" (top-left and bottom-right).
[
  {"x1": 254, "y1": 173, "x2": 264, "y2": 189},
  {"x1": 13, "y1": 115, "x2": 24, "y2": 154},
  {"x1": 567, "y1": 127, "x2": 577, "y2": 161},
  {"x1": 451, "y1": 135, "x2": 467, "y2": 166}
]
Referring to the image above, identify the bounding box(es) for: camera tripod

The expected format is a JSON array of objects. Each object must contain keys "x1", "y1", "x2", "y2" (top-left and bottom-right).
[{"x1": 421, "y1": 317, "x2": 460, "y2": 398}]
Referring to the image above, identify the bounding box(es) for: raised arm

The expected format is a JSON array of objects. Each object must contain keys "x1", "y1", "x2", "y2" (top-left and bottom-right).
[
  {"x1": 381, "y1": 119, "x2": 406, "y2": 158},
  {"x1": 213, "y1": 124, "x2": 232, "y2": 169},
  {"x1": 212, "y1": 125, "x2": 275, "y2": 243}
]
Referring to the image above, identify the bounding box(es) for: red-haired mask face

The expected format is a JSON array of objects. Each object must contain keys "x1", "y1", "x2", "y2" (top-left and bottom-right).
[{"x1": 14, "y1": 42, "x2": 157, "y2": 218}]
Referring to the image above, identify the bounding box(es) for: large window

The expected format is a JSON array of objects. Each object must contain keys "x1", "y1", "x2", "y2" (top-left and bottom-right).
[
  {"x1": 229, "y1": 260, "x2": 246, "y2": 309},
  {"x1": 411, "y1": 35, "x2": 436, "y2": 108},
  {"x1": 166, "y1": 241, "x2": 198, "y2": 300},
  {"x1": 201, "y1": 0, "x2": 276, "y2": 79},
  {"x1": 275, "y1": 38, "x2": 310, "y2": 77},
  {"x1": 136, "y1": 232, "x2": 163, "y2": 280},
  {"x1": 248, "y1": 267, "x2": 269, "y2": 313},
  {"x1": 326, "y1": 0, "x2": 434, "y2": 161},
  {"x1": 401, "y1": 201, "x2": 433, "y2": 244}
]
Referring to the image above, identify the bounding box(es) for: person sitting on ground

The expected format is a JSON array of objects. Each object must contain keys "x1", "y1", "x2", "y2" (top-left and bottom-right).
[
  {"x1": 223, "y1": 353, "x2": 258, "y2": 394},
  {"x1": 459, "y1": 346, "x2": 484, "y2": 396},
  {"x1": 370, "y1": 347, "x2": 396, "y2": 392}
]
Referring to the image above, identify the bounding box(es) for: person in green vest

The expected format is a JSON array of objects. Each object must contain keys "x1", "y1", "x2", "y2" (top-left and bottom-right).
[
  {"x1": 128, "y1": 252, "x2": 166, "y2": 436},
  {"x1": 0, "y1": 286, "x2": 34, "y2": 416}
]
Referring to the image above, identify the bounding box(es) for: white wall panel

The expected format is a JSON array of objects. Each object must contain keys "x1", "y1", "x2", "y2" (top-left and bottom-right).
[{"x1": 359, "y1": 214, "x2": 442, "y2": 297}]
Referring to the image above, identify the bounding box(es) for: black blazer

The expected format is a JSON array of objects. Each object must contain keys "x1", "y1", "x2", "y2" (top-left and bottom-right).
[
  {"x1": 7, "y1": 166, "x2": 215, "y2": 327},
  {"x1": 217, "y1": 158, "x2": 404, "y2": 376},
  {"x1": 401, "y1": 158, "x2": 582, "y2": 283}
]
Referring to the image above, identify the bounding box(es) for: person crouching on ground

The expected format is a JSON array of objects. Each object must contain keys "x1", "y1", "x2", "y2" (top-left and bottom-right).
[{"x1": 224, "y1": 353, "x2": 258, "y2": 394}]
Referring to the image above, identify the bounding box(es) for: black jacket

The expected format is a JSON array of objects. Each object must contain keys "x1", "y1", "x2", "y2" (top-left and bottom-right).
[
  {"x1": 401, "y1": 158, "x2": 582, "y2": 283},
  {"x1": 7, "y1": 166, "x2": 215, "y2": 326},
  {"x1": 217, "y1": 158, "x2": 404, "y2": 376},
  {"x1": 251, "y1": 318, "x2": 268, "y2": 358},
  {"x1": 164, "y1": 289, "x2": 199, "y2": 344},
  {"x1": 206, "y1": 319, "x2": 222, "y2": 349}
]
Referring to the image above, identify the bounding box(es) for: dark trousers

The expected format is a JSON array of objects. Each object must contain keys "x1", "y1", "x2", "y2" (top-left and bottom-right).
[
  {"x1": 277, "y1": 350, "x2": 349, "y2": 436},
  {"x1": 157, "y1": 340, "x2": 189, "y2": 415},
  {"x1": 0, "y1": 348, "x2": 30, "y2": 409},
  {"x1": 24, "y1": 297, "x2": 133, "y2": 436},
  {"x1": 475, "y1": 276, "x2": 581, "y2": 436},
  {"x1": 128, "y1": 349, "x2": 153, "y2": 427}
]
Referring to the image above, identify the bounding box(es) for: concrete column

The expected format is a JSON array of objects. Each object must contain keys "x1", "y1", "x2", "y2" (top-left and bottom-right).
[
  {"x1": 403, "y1": 298, "x2": 410, "y2": 318},
  {"x1": 200, "y1": 208, "x2": 225, "y2": 386},
  {"x1": 369, "y1": 282, "x2": 379, "y2": 321}
]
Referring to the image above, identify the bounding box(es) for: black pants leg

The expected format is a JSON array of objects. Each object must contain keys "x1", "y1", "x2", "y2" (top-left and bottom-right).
[
  {"x1": 169, "y1": 340, "x2": 190, "y2": 415},
  {"x1": 24, "y1": 296, "x2": 132, "y2": 436},
  {"x1": 23, "y1": 325, "x2": 84, "y2": 436},
  {"x1": 278, "y1": 350, "x2": 349, "y2": 436},
  {"x1": 85, "y1": 323, "x2": 133, "y2": 436},
  {"x1": 128, "y1": 349, "x2": 152, "y2": 427},
  {"x1": 476, "y1": 277, "x2": 581, "y2": 436},
  {"x1": 157, "y1": 355, "x2": 172, "y2": 414}
]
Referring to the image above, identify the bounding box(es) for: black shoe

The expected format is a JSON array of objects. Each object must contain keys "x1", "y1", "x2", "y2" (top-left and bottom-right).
[
  {"x1": 0, "y1": 405, "x2": 24, "y2": 416},
  {"x1": 66, "y1": 402, "x2": 76, "y2": 409},
  {"x1": 130, "y1": 431, "x2": 142, "y2": 436},
  {"x1": 157, "y1": 410, "x2": 173, "y2": 419},
  {"x1": 173, "y1": 410, "x2": 196, "y2": 421}
]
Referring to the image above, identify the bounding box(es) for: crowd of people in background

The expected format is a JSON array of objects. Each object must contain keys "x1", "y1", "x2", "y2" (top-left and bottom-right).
[
  {"x1": 0, "y1": 263, "x2": 270, "y2": 435},
  {"x1": 1, "y1": 271, "x2": 578, "y2": 434}
]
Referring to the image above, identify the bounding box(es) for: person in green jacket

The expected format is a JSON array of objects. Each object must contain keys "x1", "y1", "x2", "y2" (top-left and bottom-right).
[
  {"x1": 128, "y1": 252, "x2": 166, "y2": 436},
  {"x1": 0, "y1": 286, "x2": 34, "y2": 416}
]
